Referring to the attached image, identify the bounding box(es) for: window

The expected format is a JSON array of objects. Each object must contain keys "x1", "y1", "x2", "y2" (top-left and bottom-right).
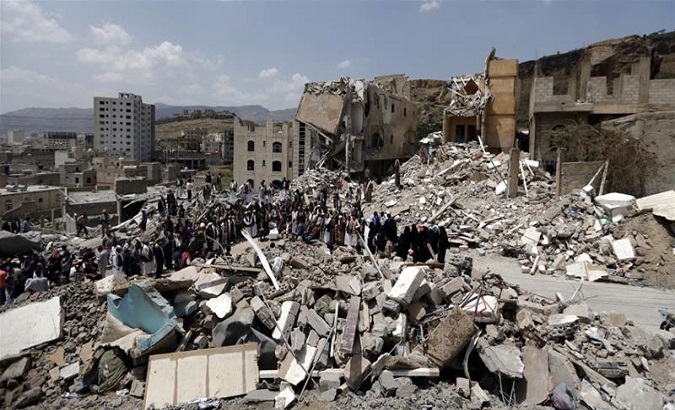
[
  {"x1": 75, "y1": 177, "x2": 80, "y2": 184},
  {"x1": 5, "y1": 200, "x2": 12, "y2": 211},
  {"x1": 391, "y1": 104, "x2": 395, "y2": 113},
  {"x1": 247, "y1": 160, "x2": 255, "y2": 171},
  {"x1": 86, "y1": 178, "x2": 92, "y2": 184},
  {"x1": 262, "y1": 160, "x2": 266, "y2": 167},
  {"x1": 288, "y1": 161, "x2": 293, "y2": 168},
  {"x1": 272, "y1": 161, "x2": 282, "y2": 172},
  {"x1": 390, "y1": 135, "x2": 394, "y2": 144},
  {"x1": 247, "y1": 141, "x2": 255, "y2": 152},
  {"x1": 38, "y1": 197, "x2": 44, "y2": 203},
  {"x1": 273, "y1": 142, "x2": 282, "y2": 153},
  {"x1": 404, "y1": 107, "x2": 407, "y2": 117}
]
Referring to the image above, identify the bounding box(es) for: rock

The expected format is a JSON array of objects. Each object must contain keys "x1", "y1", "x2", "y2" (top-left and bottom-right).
[
  {"x1": 129, "y1": 380, "x2": 145, "y2": 398},
  {"x1": 580, "y1": 379, "x2": 612, "y2": 410},
  {"x1": 14, "y1": 387, "x2": 43, "y2": 408},
  {"x1": 377, "y1": 371, "x2": 398, "y2": 397},
  {"x1": 616, "y1": 377, "x2": 665, "y2": 410},
  {"x1": 426, "y1": 307, "x2": 476, "y2": 367},
  {"x1": 522, "y1": 345, "x2": 549, "y2": 405},
  {"x1": 387, "y1": 266, "x2": 426, "y2": 307},
  {"x1": 548, "y1": 350, "x2": 581, "y2": 391},
  {"x1": 205, "y1": 293, "x2": 233, "y2": 319},
  {"x1": 478, "y1": 342, "x2": 524, "y2": 379},
  {"x1": 456, "y1": 377, "x2": 470, "y2": 398},
  {"x1": 563, "y1": 303, "x2": 593, "y2": 323},
  {"x1": 395, "y1": 377, "x2": 417, "y2": 398},
  {"x1": 272, "y1": 301, "x2": 300, "y2": 341},
  {"x1": 244, "y1": 389, "x2": 278, "y2": 403},
  {"x1": 307, "y1": 309, "x2": 331, "y2": 337},
  {"x1": 0, "y1": 357, "x2": 30, "y2": 382},
  {"x1": 317, "y1": 388, "x2": 337, "y2": 402},
  {"x1": 60, "y1": 362, "x2": 80, "y2": 381},
  {"x1": 343, "y1": 354, "x2": 371, "y2": 390},
  {"x1": 319, "y1": 371, "x2": 342, "y2": 391},
  {"x1": 608, "y1": 311, "x2": 627, "y2": 327}
]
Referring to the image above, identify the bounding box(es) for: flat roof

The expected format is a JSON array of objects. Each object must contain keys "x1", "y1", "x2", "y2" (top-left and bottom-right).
[{"x1": 0, "y1": 185, "x2": 61, "y2": 196}]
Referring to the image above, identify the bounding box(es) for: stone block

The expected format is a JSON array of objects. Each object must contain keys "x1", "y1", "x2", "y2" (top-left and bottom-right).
[
  {"x1": 273, "y1": 301, "x2": 300, "y2": 341},
  {"x1": 426, "y1": 307, "x2": 476, "y2": 367},
  {"x1": 343, "y1": 354, "x2": 371, "y2": 390},
  {"x1": 387, "y1": 266, "x2": 426, "y2": 307},
  {"x1": 307, "y1": 309, "x2": 331, "y2": 337}
]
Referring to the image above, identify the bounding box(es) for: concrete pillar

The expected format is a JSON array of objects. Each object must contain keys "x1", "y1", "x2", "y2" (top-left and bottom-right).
[{"x1": 507, "y1": 148, "x2": 520, "y2": 198}]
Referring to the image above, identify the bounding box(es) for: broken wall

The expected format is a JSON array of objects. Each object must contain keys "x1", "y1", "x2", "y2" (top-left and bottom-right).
[
  {"x1": 362, "y1": 84, "x2": 417, "y2": 164},
  {"x1": 295, "y1": 93, "x2": 346, "y2": 136},
  {"x1": 602, "y1": 111, "x2": 675, "y2": 194},
  {"x1": 557, "y1": 160, "x2": 605, "y2": 196},
  {"x1": 485, "y1": 59, "x2": 519, "y2": 151}
]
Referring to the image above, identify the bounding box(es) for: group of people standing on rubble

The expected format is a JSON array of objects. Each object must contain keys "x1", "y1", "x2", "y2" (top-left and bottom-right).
[{"x1": 0, "y1": 163, "x2": 450, "y2": 304}]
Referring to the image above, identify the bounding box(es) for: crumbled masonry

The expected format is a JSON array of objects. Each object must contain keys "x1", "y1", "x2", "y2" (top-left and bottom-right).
[{"x1": 0, "y1": 140, "x2": 674, "y2": 410}]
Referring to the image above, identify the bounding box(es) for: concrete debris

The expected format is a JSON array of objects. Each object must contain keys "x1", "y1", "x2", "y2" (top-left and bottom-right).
[
  {"x1": 0, "y1": 138, "x2": 673, "y2": 410},
  {"x1": 144, "y1": 344, "x2": 258, "y2": 409}
]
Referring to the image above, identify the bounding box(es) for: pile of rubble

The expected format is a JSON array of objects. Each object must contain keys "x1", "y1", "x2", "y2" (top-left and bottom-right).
[
  {"x1": 365, "y1": 141, "x2": 675, "y2": 285},
  {"x1": 1, "y1": 235, "x2": 673, "y2": 409}
]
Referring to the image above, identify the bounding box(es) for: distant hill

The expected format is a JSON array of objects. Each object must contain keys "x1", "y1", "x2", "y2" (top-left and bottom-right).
[{"x1": 0, "y1": 104, "x2": 297, "y2": 137}]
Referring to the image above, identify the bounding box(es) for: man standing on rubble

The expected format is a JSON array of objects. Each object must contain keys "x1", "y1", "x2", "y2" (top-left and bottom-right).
[
  {"x1": 100, "y1": 209, "x2": 110, "y2": 238},
  {"x1": 96, "y1": 245, "x2": 108, "y2": 278},
  {"x1": 394, "y1": 159, "x2": 401, "y2": 188},
  {"x1": 76, "y1": 213, "x2": 88, "y2": 238}
]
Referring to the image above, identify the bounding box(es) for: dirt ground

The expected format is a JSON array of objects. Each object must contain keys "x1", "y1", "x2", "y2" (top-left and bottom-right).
[{"x1": 618, "y1": 213, "x2": 675, "y2": 289}]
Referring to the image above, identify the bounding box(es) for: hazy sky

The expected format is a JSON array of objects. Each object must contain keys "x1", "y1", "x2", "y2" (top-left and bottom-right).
[{"x1": 1, "y1": 0, "x2": 672, "y2": 113}]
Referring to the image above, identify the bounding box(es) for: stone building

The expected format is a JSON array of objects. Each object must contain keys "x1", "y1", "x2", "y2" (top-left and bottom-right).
[
  {"x1": 179, "y1": 127, "x2": 207, "y2": 152},
  {"x1": 442, "y1": 51, "x2": 520, "y2": 153},
  {"x1": 233, "y1": 118, "x2": 307, "y2": 188},
  {"x1": 93, "y1": 93, "x2": 155, "y2": 162},
  {"x1": 0, "y1": 184, "x2": 62, "y2": 220},
  {"x1": 43, "y1": 132, "x2": 78, "y2": 150},
  {"x1": 529, "y1": 57, "x2": 675, "y2": 166},
  {"x1": 295, "y1": 75, "x2": 417, "y2": 177}
]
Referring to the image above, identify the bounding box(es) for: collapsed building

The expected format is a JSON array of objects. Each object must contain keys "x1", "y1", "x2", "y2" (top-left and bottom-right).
[
  {"x1": 295, "y1": 75, "x2": 417, "y2": 177},
  {"x1": 442, "y1": 49, "x2": 520, "y2": 153},
  {"x1": 528, "y1": 37, "x2": 675, "y2": 193}
]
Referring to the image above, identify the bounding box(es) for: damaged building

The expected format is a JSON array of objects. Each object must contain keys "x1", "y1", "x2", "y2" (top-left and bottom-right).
[
  {"x1": 295, "y1": 75, "x2": 417, "y2": 177},
  {"x1": 442, "y1": 50, "x2": 520, "y2": 153},
  {"x1": 528, "y1": 38, "x2": 675, "y2": 193}
]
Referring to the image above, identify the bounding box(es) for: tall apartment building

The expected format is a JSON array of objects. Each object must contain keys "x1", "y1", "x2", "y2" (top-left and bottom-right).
[
  {"x1": 7, "y1": 129, "x2": 27, "y2": 144},
  {"x1": 233, "y1": 118, "x2": 309, "y2": 188},
  {"x1": 93, "y1": 93, "x2": 155, "y2": 162}
]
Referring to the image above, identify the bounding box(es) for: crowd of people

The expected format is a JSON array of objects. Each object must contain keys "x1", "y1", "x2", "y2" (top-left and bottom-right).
[{"x1": 1, "y1": 167, "x2": 451, "y2": 306}]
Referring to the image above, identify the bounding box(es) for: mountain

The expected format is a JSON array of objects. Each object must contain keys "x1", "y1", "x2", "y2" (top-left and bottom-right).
[{"x1": 0, "y1": 104, "x2": 297, "y2": 137}]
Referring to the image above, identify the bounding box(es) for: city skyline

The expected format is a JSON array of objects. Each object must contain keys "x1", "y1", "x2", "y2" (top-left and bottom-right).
[{"x1": 1, "y1": 0, "x2": 673, "y2": 114}]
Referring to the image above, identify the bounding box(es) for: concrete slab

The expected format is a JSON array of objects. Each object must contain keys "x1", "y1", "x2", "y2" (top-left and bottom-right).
[
  {"x1": 144, "y1": 343, "x2": 258, "y2": 409},
  {"x1": 425, "y1": 307, "x2": 476, "y2": 367},
  {"x1": 0, "y1": 296, "x2": 64, "y2": 360},
  {"x1": 387, "y1": 266, "x2": 426, "y2": 307},
  {"x1": 522, "y1": 346, "x2": 549, "y2": 405}
]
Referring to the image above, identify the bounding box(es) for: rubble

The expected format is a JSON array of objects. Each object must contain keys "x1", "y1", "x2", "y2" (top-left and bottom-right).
[{"x1": 0, "y1": 142, "x2": 674, "y2": 410}]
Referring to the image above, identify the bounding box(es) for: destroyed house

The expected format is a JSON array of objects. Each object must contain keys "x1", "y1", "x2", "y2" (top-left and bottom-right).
[
  {"x1": 295, "y1": 75, "x2": 417, "y2": 177},
  {"x1": 529, "y1": 54, "x2": 675, "y2": 166},
  {"x1": 442, "y1": 51, "x2": 520, "y2": 153}
]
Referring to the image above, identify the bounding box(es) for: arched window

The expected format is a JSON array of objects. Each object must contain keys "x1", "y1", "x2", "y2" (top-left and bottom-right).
[
  {"x1": 272, "y1": 142, "x2": 282, "y2": 153},
  {"x1": 247, "y1": 160, "x2": 255, "y2": 171},
  {"x1": 247, "y1": 140, "x2": 255, "y2": 152},
  {"x1": 272, "y1": 161, "x2": 282, "y2": 172}
]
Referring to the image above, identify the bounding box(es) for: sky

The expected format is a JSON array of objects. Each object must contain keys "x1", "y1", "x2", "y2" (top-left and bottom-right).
[{"x1": 0, "y1": 0, "x2": 673, "y2": 114}]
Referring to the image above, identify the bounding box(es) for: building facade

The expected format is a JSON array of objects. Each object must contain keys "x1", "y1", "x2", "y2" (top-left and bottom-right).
[
  {"x1": 295, "y1": 75, "x2": 417, "y2": 177},
  {"x1": 233, "y1": 118, "x2": 307, "y2": 188},
  {"x1": 179, "y1": 127, "x2": 207, "y2": 151},
  {"x1": 7, "y1": 129, "x2": 27, "y2": 144},
  {"x1": 93, "y1": 93, "x2": 155, "y2": 162},
  {"x1": 44, "y1": 131, "x2": 78, "y2": 150}
]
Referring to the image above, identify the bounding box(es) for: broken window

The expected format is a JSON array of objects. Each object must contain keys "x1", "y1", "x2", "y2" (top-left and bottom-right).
[
  {"x1": 247, "y1": 141, "x2": 255, "y2": 152},
  {"x1": 247, "y1": 160, "x2": 254, "y2": 171},
  {"x1": 370, "y1": 132, "x2": 384, "y2": 150},
  {"x1": 273, "y1": 142, "x2": 282, "y2": 153},
  {"x1": 272, "y1": 161, "x2": 282, "y2": 172}
]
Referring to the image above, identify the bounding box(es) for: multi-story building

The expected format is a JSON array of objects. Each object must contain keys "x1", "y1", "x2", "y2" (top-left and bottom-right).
[
  {"x1": 93, "y1": 93, "x2": 155, "y2": 162},
  {"x1": 178, "y1": 127, "x2": 207, "y2": 152},
  {"x1": 1, "y1": 184, "x2": 63, "y2": 220},
  {"x1": 233, "y1": 118, "x2": 309, "y2": 187},
  {"x1": 7, "y1": 129, "x2": 27, "y2": 144},
  {"x1": 43, "y1": 131, "x2": 78, "y2": 150},
  {"x1": 222, "y1": 131, "x2": 234, "y2": 163}
]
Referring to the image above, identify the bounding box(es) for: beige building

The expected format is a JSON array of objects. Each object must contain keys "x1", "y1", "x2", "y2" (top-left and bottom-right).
[
  {"x1": 233, "y1": 118, "x2": 307, "y2": 187},
  {"x1": 1, "y1": 184, "x2": 62, "y2": 220},
  {"x1": 442, "y1": 51, "x2": 520, "y2": 152},
  {"x1": 295, "y1": 75, "x2": 417, "y2": 177},
  {"x1": 7, "y1": 129, "x2": 27, "y2": 144}
]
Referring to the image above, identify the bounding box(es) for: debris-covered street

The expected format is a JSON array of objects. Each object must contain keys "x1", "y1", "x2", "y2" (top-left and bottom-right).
[{"x1": 1, "y1": 140, "x2": 674, "y2": 410}]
